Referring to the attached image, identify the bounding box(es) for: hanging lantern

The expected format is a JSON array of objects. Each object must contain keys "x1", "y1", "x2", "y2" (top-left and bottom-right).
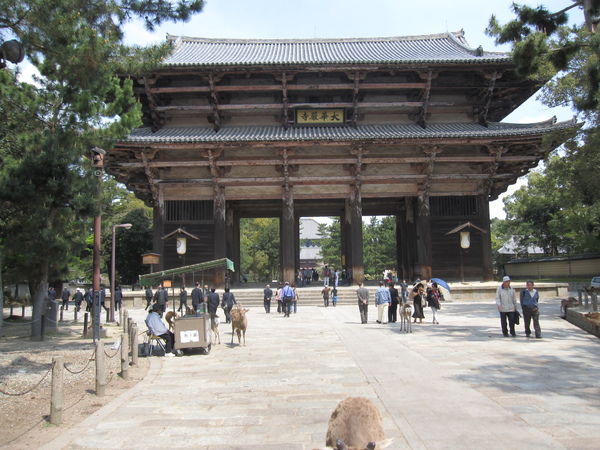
[
  {"x1": 460, "y1": 231, "x2": 471, "y2": 249},
  {"x1": 176, "y1": 237, "x2": 187, "y2": 255}
]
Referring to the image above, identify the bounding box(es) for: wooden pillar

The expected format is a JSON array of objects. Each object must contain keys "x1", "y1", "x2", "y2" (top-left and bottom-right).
[
  {"x1": 396, "y1": 197, "x2": 417, "y2": 282},
  {"x1": 479, "y1": 195, "x2": 494, "y2": 281},
  {"x1": 226, "y1": 208, "x2": 240, "y2": 285},
  {"x1": 152, "y1": 202, "x2": 164, "y2": 271},
  {"x1": 340, "y1": 208, "x2": 351, "y2": 278},
  {"x1": 280, "y1": 202, "x2": 296, "y2": 284},
  {"x1": 213, "y1": 187, "x2": 227, "y2": 287},
  {"x1": 417, "y1": 194, "x2": 433, "y2": 280},
  {"x1": 294, "y1": 215, "x2": 301, "y2": 278},
  {"x1": 346, "y1": 194, "x2": 364, "y2": 285}
]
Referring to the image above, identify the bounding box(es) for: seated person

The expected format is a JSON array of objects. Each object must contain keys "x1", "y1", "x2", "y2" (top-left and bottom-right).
[{"x1": 145, "y1": 303, "x2": 180, "y2": 357}]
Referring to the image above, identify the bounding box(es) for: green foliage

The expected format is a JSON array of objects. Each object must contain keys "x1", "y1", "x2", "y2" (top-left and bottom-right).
[
  {"x1": 363, "y1": 216, "x2": 396, "y2": 277},
  {"x1": 240, "y1": 218, "x2": 280, "y2": 282},
  {"x1": 0, "y1": 0, "x2": 205, "y2": 337},
  {"x1": 488, "y1": 2, "x2": 600, "y2": 257},
  {"x1": 317, "y1": 220, "x2": 341, "y2": 269},
  {"x1": 112, "y1": 208, "x2": 153, "y2": 288}
]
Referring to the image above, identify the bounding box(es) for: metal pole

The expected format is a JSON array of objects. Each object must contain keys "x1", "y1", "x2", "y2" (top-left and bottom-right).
[{"x1": 110, "y1": 225, "x2": 116, "y2": 323}]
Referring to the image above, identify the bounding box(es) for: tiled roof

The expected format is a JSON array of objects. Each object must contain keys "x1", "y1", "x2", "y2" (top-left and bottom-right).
[
  {"x1": 124, "y1": 119, "x2": 576, "y2": 144},
  {"x1": 163, "y1": 31, "x2": 510, "y2": 67}
]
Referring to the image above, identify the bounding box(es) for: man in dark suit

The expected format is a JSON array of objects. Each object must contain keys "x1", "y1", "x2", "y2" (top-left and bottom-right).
[
  {"x1": 206, "y1": 287, "x2": 220, "y2": 316},
  {"x1": 191, "y1": 282, "x2": 203, "y2": 312},
  {"x1": 263, "y1": 284, "x2": 273, "y2": 313},
  {"x1": 153, "y1": 284, "x2": 168, "y2": 316},
  {"x1": 145, "y1": 286, "x2": 153, "y2": 311},
  {"x1": 178, "y1": 286, "x2": 188, "y2": 313},
  {"x1": 61, "y1": 287, "x2": 71, "y2": 310}
]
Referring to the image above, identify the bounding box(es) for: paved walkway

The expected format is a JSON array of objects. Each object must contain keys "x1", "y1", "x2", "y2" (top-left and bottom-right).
[{"x1": 42, "y1": 299, "x2": 600, "y2": 449}]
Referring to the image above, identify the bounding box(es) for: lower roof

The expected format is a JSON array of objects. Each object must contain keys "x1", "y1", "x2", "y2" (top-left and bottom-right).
[{"x1": 123, "y1": 119, "x2": 576, "y2": 145}]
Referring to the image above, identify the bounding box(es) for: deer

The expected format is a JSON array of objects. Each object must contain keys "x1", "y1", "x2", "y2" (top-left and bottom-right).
[{"x1": 399, "y1": 302, "x2": 412, "y2": 333}]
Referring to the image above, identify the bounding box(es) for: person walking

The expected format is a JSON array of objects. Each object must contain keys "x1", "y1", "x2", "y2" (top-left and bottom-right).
[
  {"x1": 375, "y1": 281, "x2": 391, "y2": 324},
  {"x1": 410, "y1": 283, "x2": 426, "y2": 323},
  {"x1": 206, "y1": 287, "x2": 220, "y2": 315},
  {"x1": 321, "y1": 285, "x2": 331, "y2": 307},
  {"x1": 145, "y1": 286, "x2": 153, "y2": 311},
  {"x1": 388, "y1": 282, "x2": 400, "y2": 323},
  {"x1": 331, "y1": 286, "x2": 338, "y2": 307},
  {"x1": 496, "y1": 276, "x2": 518, "y2": 337},
  {"x1": 291, "y1": 284, "x2": 299, "y2": 313},
  {"x1": 191, "y1": 282, "x2": 203, "y2": 312},
  {"x1": 72, "y1": 288, "x2": 84, "y2": 312},
  {"x1": 323, "y1": 266, "x2": 330, "y2": 287},
  {"x1": 153, "y1": 284, "x2": 168, "y2": 315},
  {"x1": 520, "y1": 280, "x2": 542, "y2": 338},
  {"x1": 280, "y1": 282, "x2": 295, "y2": 317},
  {"x1": 221, "y1": 287, "x2": 237, "y2": 323},
  {"x1": 47, "y1": 287, "x2": 56, "y2": 302},
  {"x1": 263, "y1": 284, "x2": 273, "y2": 313},
  {"x1": 427, "y1": 282, "x2": 441, "y2": 324},
  {"x1": 400, "y1": 279, "x2": 409, "y2": 303},
  {"x1": 84, "y1": 288, "x2": 93, "y2": 312},
  {"x1": 61, "y1": 287, "x2": 71, "y2": 310},
  {"x1": 178, "y1": 286, "x2": 188, "y2": 313},
  {"x1": 357, "y1": 282, "x2": 369, "y2": 324},
  {"x1": 113, "y1": 286, "x2": 123, "y2": 311}
]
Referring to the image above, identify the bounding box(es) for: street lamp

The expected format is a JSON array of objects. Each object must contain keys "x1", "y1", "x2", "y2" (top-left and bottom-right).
[
  {"x1": 0, "y1": 39, "x2": 25, "y2": 69},
  {"x1": 111, "y1": 223, "x2": 132, "y2": 322}
]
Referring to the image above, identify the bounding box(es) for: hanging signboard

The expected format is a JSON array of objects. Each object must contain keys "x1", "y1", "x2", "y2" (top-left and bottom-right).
[{"x1": 295, "y1": 108, "x2": 345, "y2": 125}]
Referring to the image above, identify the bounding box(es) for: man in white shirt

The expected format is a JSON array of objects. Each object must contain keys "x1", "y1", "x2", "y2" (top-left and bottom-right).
[
  {"x1": 145, "y1": 304, "x2": 180, "y2": 357},
  {"x1": 495, "y1": 276, "x2": 518, "y2": 337}
]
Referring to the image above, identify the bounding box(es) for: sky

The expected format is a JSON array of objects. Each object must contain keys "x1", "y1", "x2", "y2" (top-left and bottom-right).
[{"x1": 120, "y1": 0, "x2": 577, "y2": 219}]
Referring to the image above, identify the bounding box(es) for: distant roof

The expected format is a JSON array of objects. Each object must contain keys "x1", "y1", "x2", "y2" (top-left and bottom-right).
[
  {"x1": 163, "y1": 31, "x2": 509, "y2": 67},
  {"x1": 300, "y1": 218, "x2": 322, "y2": 240},
  {"x1": 125, "y1": 119, "x2": 576, "y2": 145}
]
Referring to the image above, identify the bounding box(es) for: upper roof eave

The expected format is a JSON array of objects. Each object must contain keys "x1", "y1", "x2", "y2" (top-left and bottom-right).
[{"x1": 160, "y1": 31, "x2": 512, "y2": 69}]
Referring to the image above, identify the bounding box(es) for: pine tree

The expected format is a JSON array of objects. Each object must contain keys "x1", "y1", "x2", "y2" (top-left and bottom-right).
[{"x1": 0, "y1": 0, "x2": 205, "y2": 338}]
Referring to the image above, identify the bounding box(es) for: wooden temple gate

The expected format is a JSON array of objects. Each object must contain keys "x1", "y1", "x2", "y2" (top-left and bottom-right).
[{"x1": 107, "y1": 32, "x2": 575, "y2": 286}]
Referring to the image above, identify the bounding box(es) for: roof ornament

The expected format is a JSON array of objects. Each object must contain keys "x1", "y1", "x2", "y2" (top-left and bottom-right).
[{"x1": 475, "y1": 45, "x2": 484, "y2": 57}]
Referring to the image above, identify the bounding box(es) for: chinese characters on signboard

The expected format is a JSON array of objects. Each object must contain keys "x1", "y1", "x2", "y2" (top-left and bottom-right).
[{"x1": 296, "y1": 109, "x2": 345, "y2": 125}]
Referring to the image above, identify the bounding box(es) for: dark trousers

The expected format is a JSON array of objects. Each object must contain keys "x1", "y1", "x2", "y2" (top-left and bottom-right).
[
  {"x1": 277, "y1": 301, "x2": 282, "y2": 313},
  {"x1": 264, "y1": 299, "x2": 271, "y2": 313},
  {"x1": 114, "y1": 301, "x2": 121, "y2": 311},
  {"x1": 500, "y1": 311, "x2": 516, "y2": 336},
  {"x1": 145, "y1": 298, "x2": 152, "y2": 310},
  {"x1": 523, "y1": 306, "x2": 541, "y2": 337},
  {"x1": 359, "y1": 302, "x2": 368, "y2": 323},
  {"x1": 62, "y1": 299, "x2": 69, "y2": 310},
  {"x1": 159, "y1": 331, "x2": 174, "y2": 353},
  {"x1": 223, "y1": 306, "x2": 232, "y2": 323},
  {"x1": 323, "y1": 295, "x2": 329, "y2": 307},
  {"x1": 388, "y1": 300, "x2": 399, "y2": 322},
  {"x1": 178, "y1": 300, "x2": 187, "y2": 312},
  {"x1": 282, "y1": 299, "x2": 291, "y2": 317}
]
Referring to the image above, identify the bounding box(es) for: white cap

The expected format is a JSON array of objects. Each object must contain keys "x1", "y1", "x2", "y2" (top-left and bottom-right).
[{"x1": 502, "y1": 276, "x2": 511, "y2": 282}]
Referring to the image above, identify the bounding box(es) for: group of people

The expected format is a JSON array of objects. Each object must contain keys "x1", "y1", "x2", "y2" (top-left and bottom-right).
[
  {"x1": 358, "y1": 279, "x2": 443, "y2": 325},
  {"x1": 496, "y1": 276, "x2": 542, "y2": 338},
  {"x1": 48, "y1": 286, "x2": 117, "y2": 313},
  {"x1": 263, "y1": 282, "x2": 298, "y2": 316}
]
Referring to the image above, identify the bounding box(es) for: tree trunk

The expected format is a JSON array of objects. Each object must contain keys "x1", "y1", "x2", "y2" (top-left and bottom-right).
[
  {"x1": 0, "y1": 246, "x2": 4, "y2": 339},
  {"x1": 29, "y1": 264, "x2": 49, "y2": 340}
]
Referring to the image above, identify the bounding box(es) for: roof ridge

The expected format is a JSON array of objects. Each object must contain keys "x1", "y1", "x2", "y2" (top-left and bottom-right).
[{"x1": 166, "y1": 31, "x2": 471, "y2": 45}]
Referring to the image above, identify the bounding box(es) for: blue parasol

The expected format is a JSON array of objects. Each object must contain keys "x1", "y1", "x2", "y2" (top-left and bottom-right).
[{"x1": 431, "y1": 277, "x2": 451, "y2": 291}]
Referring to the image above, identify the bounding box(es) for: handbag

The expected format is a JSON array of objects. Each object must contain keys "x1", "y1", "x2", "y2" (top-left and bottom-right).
[
  {"x1": 420, "y1": 295, "x2": 427, "y2": 308},
  {"x1": 514, "y1": 310, "x2": 521, "y2": 325}
]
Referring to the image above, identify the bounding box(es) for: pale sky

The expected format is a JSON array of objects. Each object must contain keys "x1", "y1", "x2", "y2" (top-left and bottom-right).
[{"x1": 121, "y1": 0, "x2": 576, "y2": 219}]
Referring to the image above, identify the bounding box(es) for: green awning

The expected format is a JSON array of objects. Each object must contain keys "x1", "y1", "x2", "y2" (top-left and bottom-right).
[{"x1": 139, "y1": 258, "x2": 234, "y2": 286}]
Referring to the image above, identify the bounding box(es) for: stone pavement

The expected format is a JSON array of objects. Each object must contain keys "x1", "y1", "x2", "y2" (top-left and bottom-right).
[{"x1": 42, "y1": 298, "x2": 600, "y2": 449}]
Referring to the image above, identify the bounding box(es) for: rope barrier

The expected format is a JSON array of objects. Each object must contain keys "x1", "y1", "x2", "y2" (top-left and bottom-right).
[
  {"x1": 63, "y1": 349, "x2": 96, "y2": 375},
  {"x1": 103, "y1": 346, "x2": 120, "y2": 359},
  {"x1": 0, "y1": 361, "x2": 53, "y2": 396},
  {"x1": 1, "y1": 317, "x2": 41, "y2": 326}
]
